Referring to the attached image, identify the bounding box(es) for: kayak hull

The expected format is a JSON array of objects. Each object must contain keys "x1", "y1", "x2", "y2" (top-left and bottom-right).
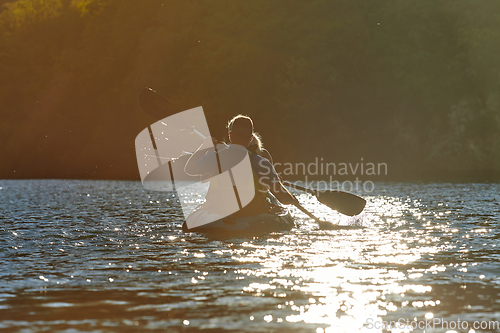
[{"x1": 182, "y1": 207, "x2": 295, "y2": 235}]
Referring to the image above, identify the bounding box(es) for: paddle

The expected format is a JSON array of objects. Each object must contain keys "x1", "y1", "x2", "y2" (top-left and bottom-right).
[
  {"x1": 283, "y1": 181, "x2": 366, "y2": 216},
  {"x1": 139, "y1": 87, "x2": 174, "y2": 119},
  {"x1": 139, "y1": 87, "x2": 243, "y2": 212},
  {"x1": 292, "y1": 202, "x2": 321, "y2": 222},
  {"x1": 140, "y1": 87, "x2": 208, "y2": 140},
  {"x1": 291, "y1": 200, "x2": 351, "y2": 229},
  {"x1": 138, "y1": 86, "x2": 218, "y2": 183}
]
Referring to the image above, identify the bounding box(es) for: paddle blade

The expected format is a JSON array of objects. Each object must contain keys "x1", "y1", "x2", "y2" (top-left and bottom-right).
[
  {"x1": 316, "y1": 190, "x2": 366, "y2": 216},
  {"x1": 139, "y1": 87, "x2": 174, "y2": 118}
]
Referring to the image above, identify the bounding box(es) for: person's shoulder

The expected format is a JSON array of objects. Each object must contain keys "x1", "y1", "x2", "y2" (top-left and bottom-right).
[
  {"x1": 250, "y1": 151, "x2": 269, "y2": 162},
  {"x1": 250, "y1": 153, "x2": 274, "y2": 171}
]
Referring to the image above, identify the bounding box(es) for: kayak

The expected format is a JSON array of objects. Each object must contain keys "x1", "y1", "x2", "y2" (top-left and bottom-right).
[{"x1": 181, "y1": 205, "x2": 295, "y2": 235}]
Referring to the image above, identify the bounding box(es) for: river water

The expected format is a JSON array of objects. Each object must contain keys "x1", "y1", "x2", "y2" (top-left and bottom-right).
[{"x1": 1, "y1": 180, "x2": 499, "y2": 332}]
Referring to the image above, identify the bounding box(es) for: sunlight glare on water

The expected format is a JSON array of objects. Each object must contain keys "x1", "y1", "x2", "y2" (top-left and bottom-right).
[{"x1": 0, "y1": 180, "x2": 499, "y2": 332}]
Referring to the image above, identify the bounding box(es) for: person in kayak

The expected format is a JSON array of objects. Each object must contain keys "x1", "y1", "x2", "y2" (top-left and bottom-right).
[{"x1": 185, "y1": 115, "x2": 298, "y2": 215}]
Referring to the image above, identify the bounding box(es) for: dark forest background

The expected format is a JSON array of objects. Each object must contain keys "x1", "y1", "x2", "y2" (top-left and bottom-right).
[{"x1": 1, "y1": 0, "x2": 499, "y2": 181}]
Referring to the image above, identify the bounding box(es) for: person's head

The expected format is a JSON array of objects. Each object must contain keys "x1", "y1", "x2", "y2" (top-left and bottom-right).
[{"x1": 227, "y1": 115, "x2": 254, "y2": 146}]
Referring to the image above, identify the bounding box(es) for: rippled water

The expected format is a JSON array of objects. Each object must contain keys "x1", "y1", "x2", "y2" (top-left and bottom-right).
[{"x1": 1, "y1": 180, "x2": 499, "y2": 332}]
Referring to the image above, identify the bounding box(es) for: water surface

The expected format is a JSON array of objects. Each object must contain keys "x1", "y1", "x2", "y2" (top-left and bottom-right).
[{"x1": 1, "y1": 180, "x2": 499, "y2": 332}]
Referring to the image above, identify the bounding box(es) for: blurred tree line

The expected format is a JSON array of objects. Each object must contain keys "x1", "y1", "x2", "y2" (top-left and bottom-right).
[{"x1": 1, "y1": 0, "x2": 499, "y2": 180}]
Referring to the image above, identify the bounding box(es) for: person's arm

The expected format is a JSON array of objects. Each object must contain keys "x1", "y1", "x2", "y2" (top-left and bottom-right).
[
  {"x1": 184, "y1": 137, "x2": 218, "y2": 176},
  {"x1": 270, "y1": 180, "x2": 299, "y2": 206},
  {"x1": 262, "y1": 148, "x2": 274, "y2": 166},
  {"x1": 255, "y1": 156, "x2": 299, "y2": 206}
]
